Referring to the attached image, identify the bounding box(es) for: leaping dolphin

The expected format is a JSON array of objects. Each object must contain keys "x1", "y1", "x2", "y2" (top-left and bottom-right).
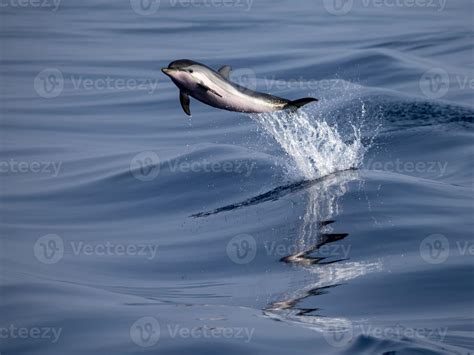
[{"x1": 161, "y1": 59, "x2": 318, "y2": 116}]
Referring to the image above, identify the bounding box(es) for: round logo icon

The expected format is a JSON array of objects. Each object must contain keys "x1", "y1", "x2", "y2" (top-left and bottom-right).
[
  {"x1": 226, "y1": 234, "x2": 257, "y2": 265},
  {"x1": 323, "y1": 322, "x2": 354, "y2": 348},
  {"x1": 34, "y1": 234, "x2": 64, "y2": 264},
  {"x1": 130, "y1": 151, "x2": 161, "y2": 182},
  {"x1": 419, "y1": 68, "x2": 450, "y2": 99},
  {"x1": 230, "y1": 68, "x2": 257, "y2": 91},
  {"x1": 323, "y1": 0, "x2": 353, "y2": 16},
  {"x1": 34, "y1": 68, "x2": 64, "y2": 99},
  {"x1": 130, "y1": 316, "x2": 160, "y2": 347},
  {"x1": 130, "y1": 0, "x2": 160, "y2": 16},
  {"x1": 420, "y1": 234, "x2": 449, "y2": 264}
]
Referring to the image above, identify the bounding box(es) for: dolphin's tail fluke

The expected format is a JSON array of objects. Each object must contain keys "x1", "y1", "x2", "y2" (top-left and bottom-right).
[{"x1": 284, "y1": 97, "x2": 318, "y2": 112}]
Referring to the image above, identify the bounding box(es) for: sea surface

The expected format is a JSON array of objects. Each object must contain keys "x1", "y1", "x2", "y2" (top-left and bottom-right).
[{"x1": 1, "y1": 1, "x2": 473, "y2": 354}]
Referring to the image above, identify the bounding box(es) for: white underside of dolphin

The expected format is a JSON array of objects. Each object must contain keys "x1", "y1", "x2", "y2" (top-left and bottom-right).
[{"x1": 162, "y1": 59, "x2": 318, "y2": 116}]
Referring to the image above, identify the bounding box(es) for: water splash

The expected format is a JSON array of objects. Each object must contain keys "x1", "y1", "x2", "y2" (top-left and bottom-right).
[
  {"x1": 253, "y1": 108, "x2": 364, "y2": 180},
  {"x1": 251, "y1": 83, "x2": 377, "y2": 180}
]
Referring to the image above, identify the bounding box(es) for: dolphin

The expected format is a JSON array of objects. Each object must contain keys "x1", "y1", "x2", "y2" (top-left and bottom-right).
[{"x1": 161, "y1": 59, "x2": 318, "y2": 116}]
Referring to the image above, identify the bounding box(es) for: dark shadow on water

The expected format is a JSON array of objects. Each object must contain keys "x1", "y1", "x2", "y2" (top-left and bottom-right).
[{"x1": 191, "y1": 168, "x2": 358, "y2": 218}]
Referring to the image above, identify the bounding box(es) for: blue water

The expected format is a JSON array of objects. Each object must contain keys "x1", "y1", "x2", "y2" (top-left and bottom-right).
[{"x1": 1, "y1": 1, "x2": 473, "y2": 354}]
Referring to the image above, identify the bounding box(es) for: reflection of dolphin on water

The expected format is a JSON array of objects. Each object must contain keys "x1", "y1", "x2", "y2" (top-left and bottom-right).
[
  {"x1": 192, "y1": 169, "x2": 383, "y2": 334},
  {"x1": 199, "y1": 168, "x2": 382, "y2": 334},
  {"x1": 261, "y1": 170, "x2": 383, "y2": 335}
]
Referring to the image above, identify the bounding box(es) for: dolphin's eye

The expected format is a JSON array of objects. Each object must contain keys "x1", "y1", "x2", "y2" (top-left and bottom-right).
[{"x1": 187, "y1": 69, "x2": 193, "y2": 73}]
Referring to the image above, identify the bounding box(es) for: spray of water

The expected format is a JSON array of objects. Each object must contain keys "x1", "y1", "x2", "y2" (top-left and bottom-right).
[
  {"x1": 255, "y1": 110, "x2": 364, "y2": 179},
  {"x1": 251, "y1": 82, "x2": 377, "y2": 180}
]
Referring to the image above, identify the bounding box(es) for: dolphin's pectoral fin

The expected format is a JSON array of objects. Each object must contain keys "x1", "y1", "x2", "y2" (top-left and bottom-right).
[
  {"x1": 217, "y1": 65, "x2": 232, "y2": 79},
  {"x1": 284, "y1": 97, "x2": 319, "y2": 112},
  {"x1": 180, "y1": 91, "x2": 191, "y2": 116},
  {"x1": 198, "y1": 83, "x2": 223, "y2": 98}
]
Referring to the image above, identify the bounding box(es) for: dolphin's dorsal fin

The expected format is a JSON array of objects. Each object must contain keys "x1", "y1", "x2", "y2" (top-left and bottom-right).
[
  {"x1": 180, "y1": 91, "x2": 191, "y2": 116},
  {"x1": 218, "y1": 65, "x2": 232, "y2": 79}
]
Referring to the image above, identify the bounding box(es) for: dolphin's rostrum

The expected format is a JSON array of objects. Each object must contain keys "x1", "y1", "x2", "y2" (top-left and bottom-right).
[{"x1": 162, "y1": 59, "x2": 318, "y2": 116}]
